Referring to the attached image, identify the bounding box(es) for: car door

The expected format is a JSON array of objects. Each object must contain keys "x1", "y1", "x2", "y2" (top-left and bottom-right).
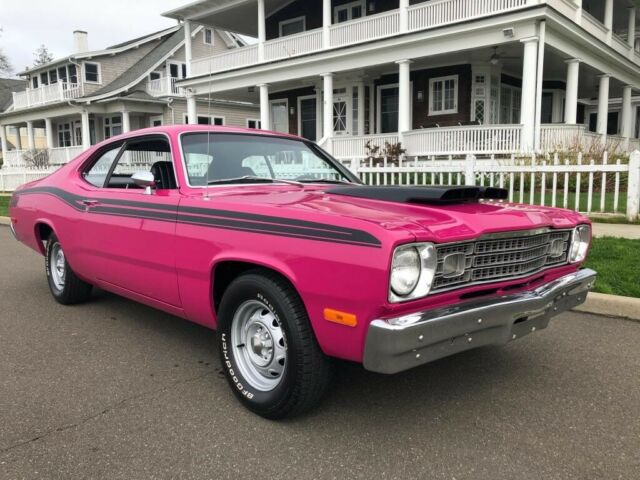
[{"x1": 79, "y1": 134, "x2": 181, "y2": 307}]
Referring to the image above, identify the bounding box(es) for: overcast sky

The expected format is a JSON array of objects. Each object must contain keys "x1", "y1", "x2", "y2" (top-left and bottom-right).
[{"x1": 1, "y1": 0, "x2": 190, "y2": 74}]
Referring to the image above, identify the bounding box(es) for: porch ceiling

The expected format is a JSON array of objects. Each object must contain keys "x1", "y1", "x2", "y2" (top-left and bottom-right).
[{"x1": 163, "y1": 0, "x2": 293, "y2": 37}]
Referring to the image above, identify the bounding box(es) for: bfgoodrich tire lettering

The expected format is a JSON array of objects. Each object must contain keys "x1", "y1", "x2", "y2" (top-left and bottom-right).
[
  {"x1": 45, "y1": 233, "x2": 92, "y2": 305},
  {"x1": 217, "y1": 270, "x2": 332, "y2": 419}
]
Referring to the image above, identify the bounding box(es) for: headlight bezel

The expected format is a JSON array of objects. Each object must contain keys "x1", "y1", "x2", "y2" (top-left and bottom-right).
[
  {"x1": 389, "y1": 242, "x2": 437, "y2": 303},
  {"x1": 569, "y1": 224, "x2": 591, "y2": 264}
]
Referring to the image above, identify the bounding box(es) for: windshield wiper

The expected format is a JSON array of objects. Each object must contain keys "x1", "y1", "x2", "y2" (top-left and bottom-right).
[
  {"x1": 207, "y1": 176, "x2": 304, "y2": 187},
  {"x1": 298, "y1": 178, "x2": 354, "y2": 185}
]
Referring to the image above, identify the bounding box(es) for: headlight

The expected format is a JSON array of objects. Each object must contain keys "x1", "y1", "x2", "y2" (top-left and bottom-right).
[
  {"x1": 569, "y1": 224, "x2": 591, "y2": 263},
  {"x1": 389, "y1": 243, "x2": 437, "y2": 302}
]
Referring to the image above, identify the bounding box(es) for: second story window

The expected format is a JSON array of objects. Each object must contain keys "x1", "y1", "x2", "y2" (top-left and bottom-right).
[
  {"x1": 58, "y1": 66, "x2": 67, "y2": 83},
  {"x1": 334, "y1": 0, "x2": 365, "y2": 23},
  {"x1": 203, "y1": 28, "x2": 213, "y2": 45},
  {"x1": 68, "y1": 65, "x2": 78, "y2": 84},
  {"x1": 49, "y1": 69, "x2": 58, "y2": 84},
  {"x1": 40, "y1": 72, "x2": 49, "y2": 86},
  {"x1": 84, "y1": 62, "x2": 101, "y2": 83},
  {"x1": 429, "y1": 75, "x2": 458, "y2": 116},
  {"x1": 32, "y1": 77, "x2": 39, "y2": 89},
  {"x1": 279, "y1": 17, "x2": 306, "y2": 37}
]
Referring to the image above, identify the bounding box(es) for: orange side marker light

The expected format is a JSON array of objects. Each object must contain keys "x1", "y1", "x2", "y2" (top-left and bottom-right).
[{"x1": 323, "y1": 308, "x2": 357, "y2": 327}]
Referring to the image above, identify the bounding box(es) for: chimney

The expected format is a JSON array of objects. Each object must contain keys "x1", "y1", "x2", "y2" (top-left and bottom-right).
[{"x1": 73, "y1": 30, "x2": 89, "y2": 53}]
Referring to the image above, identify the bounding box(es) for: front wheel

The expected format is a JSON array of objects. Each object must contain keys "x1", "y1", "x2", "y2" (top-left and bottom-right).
[
  {"x1": 217, "y1": 270, "x2": 332, "y2": 419},
  {"x1": 45, "y1": 233, "x2": 92, "y2": 305}
]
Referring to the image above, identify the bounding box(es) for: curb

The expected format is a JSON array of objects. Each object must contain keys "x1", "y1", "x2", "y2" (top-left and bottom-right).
[
  {"x1": 0, "y1": 218, "x2": 637, "y2": 321},
  {"x1": 574, "y1": 292, "x2": 640, "y2": 321}
]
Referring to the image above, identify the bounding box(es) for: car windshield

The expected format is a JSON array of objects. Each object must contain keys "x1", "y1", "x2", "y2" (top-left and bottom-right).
[{"x1": 181, "y1": 132, "x2": 355, "y2": 186}]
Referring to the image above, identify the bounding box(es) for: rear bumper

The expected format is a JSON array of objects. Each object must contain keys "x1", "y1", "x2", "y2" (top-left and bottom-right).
[{"x1": 363, "y1": 268, "x2": 596, "y2": 374}]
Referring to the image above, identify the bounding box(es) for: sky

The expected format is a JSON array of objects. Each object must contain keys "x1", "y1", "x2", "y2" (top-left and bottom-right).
[{"x1": 0, "y1": 0, "x2": 191, "y2": 75}]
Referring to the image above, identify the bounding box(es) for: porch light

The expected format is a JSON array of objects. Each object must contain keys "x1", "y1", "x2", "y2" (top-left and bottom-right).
[
  {"x1": 417, "y1": 90, "x2": 424, "y2": 102},
  {"x1": 290, "y1": 106, "x2": 295, "y2": 115},
  {"x1": 368, "y1": 2, "x2": 375, "y2": 12}
]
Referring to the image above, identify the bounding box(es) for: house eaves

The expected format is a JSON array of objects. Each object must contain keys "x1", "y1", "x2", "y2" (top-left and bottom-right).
[{"x1": 17, "y1": 26, "x2": 181, "y2": 77}]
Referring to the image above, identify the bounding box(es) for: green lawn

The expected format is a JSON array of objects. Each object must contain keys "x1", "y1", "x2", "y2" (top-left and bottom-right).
[
  {"x1": 584, "y1": 237, "x2": 640, "y2": 298},
  {"x1": 0, "y1": 196, "x2": 9, "y2": 217}
]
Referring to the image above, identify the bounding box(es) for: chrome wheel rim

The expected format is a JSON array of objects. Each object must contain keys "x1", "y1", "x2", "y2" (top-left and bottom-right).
[
  {"x1": 231, "y1": 300, "x2": 287, "y2": 392},
  {"x1": 50, "y1": 243, "x2": 66, "y2": 291}
]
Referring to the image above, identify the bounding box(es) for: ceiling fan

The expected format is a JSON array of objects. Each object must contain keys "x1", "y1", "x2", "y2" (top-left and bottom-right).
[{"x1": 489, "y1": 47, "x2": 519, "y2": 65}]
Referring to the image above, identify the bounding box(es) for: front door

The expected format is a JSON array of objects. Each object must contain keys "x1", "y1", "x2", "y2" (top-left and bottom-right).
[
  {"x1": 271, "y1": 100, "x2": 289, "y2": 133},
  {"x1": 299, "y1": 97, "x2": 317, "y2": 141},
  {"x1": 79, "y1": 135, "x2": 181, "y2": 307},
  {"x1": 379, "y1": 86, "x2": 399, "y2": 134}
]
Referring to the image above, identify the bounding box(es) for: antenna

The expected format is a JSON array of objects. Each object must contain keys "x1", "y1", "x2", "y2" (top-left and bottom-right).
[{"x1": 204, "y1": 26, "x2": 215, "y2": 201}]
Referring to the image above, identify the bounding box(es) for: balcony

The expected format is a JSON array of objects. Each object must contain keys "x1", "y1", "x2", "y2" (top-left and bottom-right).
[
  {"x1": 186, "y1": 0, "x2": 639, "y2": 76},
  {"x1": 146, "y1": 77, "x2": 186, "y2": 97},
  {"x1": 12, "y1": 82, "x2": 83, "y2": 111}
]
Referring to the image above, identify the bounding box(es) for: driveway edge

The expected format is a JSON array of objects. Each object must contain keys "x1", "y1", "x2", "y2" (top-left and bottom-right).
[{"x1": 0, "y1": 216, "x2": 10, "y2": 225}]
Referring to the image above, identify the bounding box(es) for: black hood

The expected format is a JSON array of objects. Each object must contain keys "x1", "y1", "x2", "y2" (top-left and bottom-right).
[{"x1": 325, "y1": 185, "x2": 508, "y2": 205}]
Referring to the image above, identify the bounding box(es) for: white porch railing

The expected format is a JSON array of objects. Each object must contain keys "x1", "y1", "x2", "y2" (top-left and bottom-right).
[
  {"x1": 146, "y1": 77, "x2": 185, "y2": 97},
  {"x1": 329, "y1": 10, "x2": 400, "y2": 48},
  {"x1": 2, "y1": 150, "x2": 26, "y2": 169},
  {"x1": 1, "y1": 146, "x2": 83, "y2": 170},
  {"x1": 332, "y1": 133, "x2": 400, "y2": 160},
  {"x1": 12, "y1": 82, "x2": 83, "y2": 111},
  {"x1": 408, "y1": 0, "x2": 527, "y2": 32},
  {"x1": 191, "y1": 45, "x2": 259, "y2": 76},
  {"x1": 48, "y1": 146, "x2": 84, "y2": 165},
  {"x1": 265, "y1": 28, "x2": 324, "y2": 61},
  {"x1": 403, "y1": 125, "x2": 522, "y2": 156}
]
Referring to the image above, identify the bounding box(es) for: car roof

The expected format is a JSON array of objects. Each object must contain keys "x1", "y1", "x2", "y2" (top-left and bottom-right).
[{"x1": 111, "y1": 125, "x2": 305, "y2": 142}]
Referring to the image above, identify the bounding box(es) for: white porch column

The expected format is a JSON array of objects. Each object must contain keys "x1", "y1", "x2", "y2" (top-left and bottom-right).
[
  {"x1": 44, "y1": 118, "x2": 54, "y2": 149},
  {"x1": 369, "y1": 83, "x2": 375, "y2": 135},
  {"x1": 520, "y1": 37, "x2": 539, "y2": 152},
  {"x1": 122, "y1": 110, "x2": 131, "y2": 133},
  {"x1": 564, "y1": 59, "x2": 580, "y2": 124},
  {"x1": 596, "y1": 75, "x2": 610, "y2": 141},
  {"x1": 186, "y1": 90, "x2": 197, "y2": 124},
  {"x1": 621, "y1": 85, "x2": 633, "y2": 142},
  {"x1": 534, "y1": 20, "x2": 546, "y2": 151},
  {"x1": 81, "y1": 111, "x2": 91, "y2": 149},
  {"x1": 314, "y1": 87, "x2": 323, "y2": 140},
  {"x1": 397, "y1": 60, "x2": 412, "y2": 137},
  {"x1": 322, "y1": 0, "x2": 331, "y2": 49},
  {"x1": 604, "y1": 0, "x2": 614, "y2": 42},
  {"x1": 258, "y1": 84, "x2": 270, "y2": 131},
  {"x1": 399, "y1": 0, "x2": 410, "y2": 33},
  {"x1": 26, "y1": 121, "x2": 35, "y2": 151},
  {"x1": 0, "y1": 126, "x2": 8, "y2": 160},
  {"x1": 628, "y1": 7, "x2": 637, "y2": 49},
  {"x1": 257, "y1": 0, "x2": 266, "y2": 62},
  {"x1": 322, "y1": 73, "x2": 334, "y2": 147},
  {"x1": 357, "y1": 82, "x2": 365, "y2": 136},
  {"x1": 184, "y1": 20, "x2": 193, "y2": 77}
]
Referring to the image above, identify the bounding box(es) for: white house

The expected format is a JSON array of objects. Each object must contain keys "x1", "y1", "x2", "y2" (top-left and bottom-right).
[
  {"x1": 0, "y1": 26, "x2": 259, "y2": 169},
  {"x1": 163, "y1": 0, "x2": 640, "y2": 159}
]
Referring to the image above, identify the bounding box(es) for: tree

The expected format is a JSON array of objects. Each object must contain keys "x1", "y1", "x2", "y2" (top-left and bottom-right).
[
  {"x1": 33, "y1": 44, "x2": 54, "y2": 67},
  {"x1": 0, "y1": 27, "x2": 11, "y2": 75}
]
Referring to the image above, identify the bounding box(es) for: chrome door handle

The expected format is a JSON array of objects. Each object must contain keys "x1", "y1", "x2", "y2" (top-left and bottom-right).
[{"x1": 82, "y1": 199, "x2": 99, "y2": 206}]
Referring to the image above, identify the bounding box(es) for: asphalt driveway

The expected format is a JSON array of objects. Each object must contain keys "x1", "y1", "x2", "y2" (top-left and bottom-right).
[{"x1": 1, "y1": 226, "x2": 639, "y2": 479}]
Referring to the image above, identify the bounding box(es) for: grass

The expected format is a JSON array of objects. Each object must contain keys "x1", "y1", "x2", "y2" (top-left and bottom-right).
[
  {"x1": 0, "y1": 196, "x2": 9, "y2": 217},
  {"x1": 584, "y1": 237, "x2": 640, "y2": 298}
]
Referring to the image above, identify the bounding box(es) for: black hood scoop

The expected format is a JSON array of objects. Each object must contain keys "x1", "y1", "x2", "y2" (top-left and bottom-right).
[{"x1": 325, "y1": 185, "x2": 508, "y2": 205}]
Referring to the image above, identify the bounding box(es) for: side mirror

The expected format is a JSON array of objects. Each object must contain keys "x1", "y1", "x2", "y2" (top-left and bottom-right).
[{"x1": 131, "y1": 171, "x2": 156, "y2": 195}]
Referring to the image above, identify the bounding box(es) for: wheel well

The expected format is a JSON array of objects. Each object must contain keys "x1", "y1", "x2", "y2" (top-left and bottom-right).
[
  {"x1": 212, "y1": 261, "x2": 294, "y2": 313},
  {"x1": 35, "y1": 223, "x2": 53, "y2": 249}
]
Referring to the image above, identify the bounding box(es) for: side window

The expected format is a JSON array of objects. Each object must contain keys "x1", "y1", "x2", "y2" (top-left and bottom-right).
[
  {"x1": 83, "y1": 145, "x2": 122, "y2": 187},
  {"x1": 110, "y1": 138, "x2": 174, "y2": 189}
]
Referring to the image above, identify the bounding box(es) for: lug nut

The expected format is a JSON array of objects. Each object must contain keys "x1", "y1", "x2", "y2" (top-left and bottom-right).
[
  {"x1": 467, "y1": 337, "x2": 473, "y2": 343},
  {"x1": 531, "y1": 327, "x2": 536, "y2": 332},
  {"x1": 418, "y1": 334, "x2": 424, "y2": 342},
  {"x1": 512, "y1": 334, "x2": 517, "y2": 339},
  {"x1": 416, "y1": 353, "x2": 421, "y2": 359},
  {"x1": 477, "y1": 318, "x2": 483, "y2": 324}
]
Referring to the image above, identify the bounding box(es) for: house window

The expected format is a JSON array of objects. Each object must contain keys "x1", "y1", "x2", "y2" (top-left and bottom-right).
[
  {"x1": 378, "y1": 85, "x2": 399, "y2": 134},
  {"x1": 247, "y1": 119, "x2": 262, "y2": 129},
  {"x1": 298, "y1": 96, "x2": 317, "y2": 141},
  {"x1": 68, "y1": 65, "x2": 78, "y2": 84},
  {"x1": 184, "y1": 115, "x2": 225, "y2": 125},
  {"x1": 270, "y1": 100, "x2": 289, "y2": 133},
  {"x1": 84, "y1": 62, "x2": 101, "y2": 83},
  {"x1": 334, "y1": 0, "x2": 365, "y2": 23},
  {"x1": 204, "y1": 28, "x2": 214, "y2": 45},
  {"x1": 57, "y1": 123, "x2": 72, "y2": 147},
  {"x1": 149, "y1": 71, "x2": 162, "y2": 81},
  {"x1": 49, "y1": 69, "x2": 58, "y2": 84},
  {"x1": 429, "y1": 75, "x2": 458, "y2": 115},
  {"x1": 40, "y1": 72, "x2": 49, "y2": 86},
  {"x1": 104, "y1": 116, "x2": 122, "y2": 139},
  {"x1": 168, "y1": 62, "x2": 187, "y2": 79},
  {"x1": 58, "y1": 66, "x2": 68, "y2": 83},
  {"x1": 32, "y1": 77, "x2": 39, "y2": 89},
  {"x1": 279, "y1": 17, "x2": 306, "y2": 37}
]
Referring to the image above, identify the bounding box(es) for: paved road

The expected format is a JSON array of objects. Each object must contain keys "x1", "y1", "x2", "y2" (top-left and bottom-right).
[{"x1": 1, "y1": 227, "x2": 639, "y2": 480}]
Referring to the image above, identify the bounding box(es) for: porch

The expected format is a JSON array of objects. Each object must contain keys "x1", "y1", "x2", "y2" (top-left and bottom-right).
[{"x1": 11, "y1": 82, "x2": 83, "y2": 112}]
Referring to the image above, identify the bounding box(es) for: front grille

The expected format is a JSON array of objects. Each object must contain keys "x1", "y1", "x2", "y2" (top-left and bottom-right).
[{"x1": 433, "y1": 229, "x2": 571, "y2": 293}]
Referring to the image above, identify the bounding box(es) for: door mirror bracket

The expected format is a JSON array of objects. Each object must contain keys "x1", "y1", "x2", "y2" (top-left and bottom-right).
[{"x1": 131, "y1": 171, "x2": 156, "y2": 195}]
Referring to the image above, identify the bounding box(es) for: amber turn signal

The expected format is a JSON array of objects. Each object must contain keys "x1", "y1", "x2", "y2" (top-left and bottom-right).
[{"x1": 323, "y1": 308, "x2": 357, "y2": 327}]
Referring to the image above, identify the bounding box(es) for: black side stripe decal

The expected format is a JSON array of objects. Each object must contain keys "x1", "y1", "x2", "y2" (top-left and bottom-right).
[{"x1": 14, "y1": 187, "x2": 382, "y2": 248}]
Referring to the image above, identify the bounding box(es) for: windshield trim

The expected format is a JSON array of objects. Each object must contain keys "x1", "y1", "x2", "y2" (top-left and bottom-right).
[{"x1": 177, "y1": 131, "x2": 362, "y2": 189}]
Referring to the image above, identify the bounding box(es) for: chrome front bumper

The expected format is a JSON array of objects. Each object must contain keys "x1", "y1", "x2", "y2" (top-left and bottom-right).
[{"x1": 363, "y1": 269, "x2": 597, "y2": 374}]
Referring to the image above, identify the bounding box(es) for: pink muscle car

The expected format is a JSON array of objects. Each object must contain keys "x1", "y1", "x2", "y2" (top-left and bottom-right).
[{"x1": 9, "y1": 125, "x2": 596, "y2": 418}]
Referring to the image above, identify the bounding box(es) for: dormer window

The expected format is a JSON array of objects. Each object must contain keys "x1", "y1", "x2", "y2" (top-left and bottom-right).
[
  {"x1": 84, "y1": 62, "x2": 101, "y2": 83},
  {"x1": 203, "y1": 28, "x2": 213, "y2": 45},
  {"x1": 279, "y1": 16, "x2": 306, "y2": 37}
]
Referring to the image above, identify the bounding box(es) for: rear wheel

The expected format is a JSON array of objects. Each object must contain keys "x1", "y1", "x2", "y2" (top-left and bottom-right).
[
  {"x1": 217, "y1": 270, "x2": 332, "y2": 419},
  {"x1": 45, "y1": 233, "x2": 92, "y2": 305}
]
